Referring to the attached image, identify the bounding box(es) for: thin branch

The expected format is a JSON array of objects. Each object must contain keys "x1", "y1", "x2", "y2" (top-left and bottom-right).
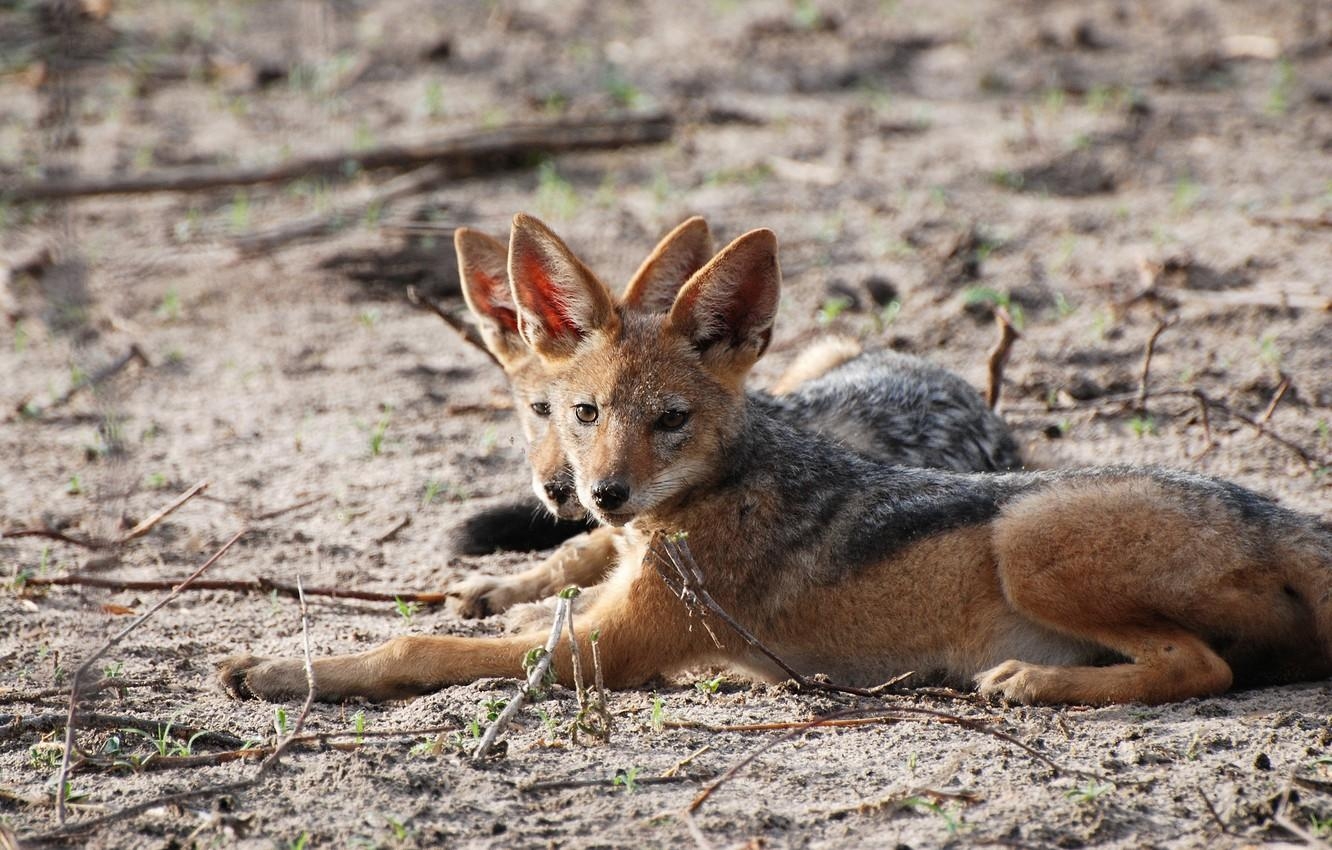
[
  {"x1": 986, "y1": 307, "x2": 1021, "y2": 410},
  {"x1": 258, "y1": 576, "x2": 317, "y2": 773},
  {"x1": 21, "y1": 573, "x2": 449, "y2": 606},
  {"x1": 650, "y1": 534, "x2": 911, "y2": 699},
  {"x1": 406, "y1": 285, "x2": 498, "y2": 367},
  {"x1": 2, "y1": 114, "x2": 674, "y2": 202},
  {"x1": 1006, "y1": 386, "x2": 1331, "y2": 471},
  {"x1": 53, "y1": 528, "x2": 247, "y2": 824},
  {"x1": 0, "y1": 527, "x2": 102, "y2": 549},
  {"x1": 2, "y1": 712, "x2": 244, "y2": 748},
  {"x1": 231, "y1": 163, "x2": 447, "y2": 256},
  {"x1": 473, "y1": 594, "x2": 572, "y2": 761},
  {"x1": 1257, "y1": 374, "x2": 1291, "y2": 426},
  {"x1": 1192, "y1": 390, "x2": 1215, "y2": 456},
  {"x1": 3, "y1": 479, "x2": 209, "y2": 549},
  {"x1": 118, "y1": 480, "x2": 209, "y2": 543},
  {"x1": 42, "y1": 344, "x2": 149, "y2": 412},
  {"x1": 246, "y1": 494, "x2": 328, "y2": 521},
  {"x1": 520, "y1": 775, "x2": 697, "y2": 793},
  {"x1": 1197, "y1": 786, "x2": 1230, "y2": 835},
  {"x1": 1273, "y1": 777, "x2": 1332, "y2": 849},
  {"x1": 1134, "y1": 314, "x2": 1177, "y2": 413}
]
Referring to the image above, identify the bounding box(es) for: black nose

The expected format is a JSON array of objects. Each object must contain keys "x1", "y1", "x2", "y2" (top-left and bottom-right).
[
  {"x1": 591, "y1": 481, "x2": 629, "y2": 511},
  {"x1": 544, "y1": 480, "x2": 573, "y2": 505}
]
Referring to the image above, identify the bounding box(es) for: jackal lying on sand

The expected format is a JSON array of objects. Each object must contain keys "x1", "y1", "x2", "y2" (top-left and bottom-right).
[{"x1": 219, "y1": 216, "x2": 1331, "y2": 706}]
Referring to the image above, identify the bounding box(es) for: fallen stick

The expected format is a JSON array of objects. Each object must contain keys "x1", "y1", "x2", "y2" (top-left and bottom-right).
[
  {"x1": 40, "y1": 344, "x2": 149, "y2": 413},
  {"x1": 1, "y1": 711, "x2": 244, "y2": 748},
  {"x1": 3, "y1": 479, "x2": 209, "y2": 549},
  {"x1": 231, "y1": 163, "x2": 447, "y2": 256},
  {"x1": 1004, "y1": 387, "x2": 1332, "y2": 471},
  {"x1": 985, "y1": 307, "x2": 1021, "y2": 410},
  {"x1": 520, "y1": 774, "x2": 698, "y2": 793},
  {"x1": 3, "y1": 113, "x2": 674, "y2": 202},
  {"x1": 21, "y1": 573, "x2": 450, "y2": 606},
  {"x1": 53, "y1": 528, "x2": 247, "y2": 825},
  {"x1": 1134, "y1": 314, "x2": 1177, "y2": 413},
  {"x1": 406, "y1": 285, "x2": 498, "y2": 367},
  {"x1": 119, "y1": 480, "x2": 209, "y2": 543},
  {"x1": 473, "y1": 594, "x2": 572, "y2": 761}
]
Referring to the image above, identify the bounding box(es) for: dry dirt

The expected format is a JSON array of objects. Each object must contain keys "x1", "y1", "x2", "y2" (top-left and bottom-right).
[{"x1": 2, "y1": 1, "x2": 1332, "y2": 848}]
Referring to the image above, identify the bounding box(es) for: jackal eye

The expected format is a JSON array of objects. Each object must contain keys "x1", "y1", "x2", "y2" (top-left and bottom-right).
[
  {"x1": 530, "y1": 401, "x2": 551, "y2": 417},
  {"x1": 574, "y1": 403, "x2": 599, "y2": 424},
  {"x1": 656, "y1": 409, "x2": 689, "y2": 431}
]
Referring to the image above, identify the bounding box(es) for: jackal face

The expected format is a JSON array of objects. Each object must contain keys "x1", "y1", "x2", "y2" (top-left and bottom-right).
[
  {"x1": 508, "y1": 214, "x2": 780, "y2": 526},
  {"x1": 456, "y1": 219, "x2": 715, "y2": 520}
]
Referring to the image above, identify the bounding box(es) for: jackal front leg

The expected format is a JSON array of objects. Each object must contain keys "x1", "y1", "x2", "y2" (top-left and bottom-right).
[
  {"x1": 448, "y1": 525, "x2": 620, "y2": 618},
  {"x1": 219, "y1": 557, "x2": 717, "y2": 702}
]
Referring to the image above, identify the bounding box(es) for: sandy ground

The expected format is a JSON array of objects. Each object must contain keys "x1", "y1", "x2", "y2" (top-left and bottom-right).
[{"x1": 2, "y1": 0, "x2": 1331, "y2": 847}]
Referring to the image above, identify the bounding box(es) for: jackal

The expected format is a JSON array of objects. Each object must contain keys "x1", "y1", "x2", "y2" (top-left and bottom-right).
[
  {"x1": 218, "y1": 215, "x2": 1332, "y2": 705},
  {"x1": 447, "y1": 218, "x2": 1018, "y2": 618}
]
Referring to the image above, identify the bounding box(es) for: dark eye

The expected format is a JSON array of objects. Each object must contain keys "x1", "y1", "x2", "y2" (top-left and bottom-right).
[
  {"x1": 574, "y1": 403, "x2": 599, "y2": 424},
  {"x1": 530, "y1": 401, "x2": 551, "y2": 417},
  {"x1": 657, "y1": 410, "x2": 689, "y2": 431}
]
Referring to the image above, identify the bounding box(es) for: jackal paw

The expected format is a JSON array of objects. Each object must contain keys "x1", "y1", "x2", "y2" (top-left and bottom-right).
[
  {"x1": 502, "y1": 584, "x2": 602, "y2": 633},
  {"x1": 217, "y1": 654, "x2": 309, "y2": 702},
  {"x1": 448, "y1": 574, "x2": 530, "y2": 619},
  {"x1": 975, "y1": 660, "x2": 1056, "y2": 705}
]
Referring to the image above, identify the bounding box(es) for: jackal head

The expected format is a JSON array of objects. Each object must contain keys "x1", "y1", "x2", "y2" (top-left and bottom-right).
[
  {"x1": 509, "y1": 213, "x2": 780, "y2": 527},
  {"x1": 455, "y1": 218, "x2": 715, "y2": 520}
]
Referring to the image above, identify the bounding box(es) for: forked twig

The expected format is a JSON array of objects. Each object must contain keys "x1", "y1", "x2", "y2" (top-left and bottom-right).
[
  {"x1": 53, "y1": 528, "x2": 247, "y2": 824},
  {"x1": 473, "y1": 594, "x2": 572, "y2": 761}
]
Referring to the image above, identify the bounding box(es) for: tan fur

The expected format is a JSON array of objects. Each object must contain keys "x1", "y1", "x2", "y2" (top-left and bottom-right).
[{"x1": 218, "y1": 218, "x2": 1332, "y2": 706}]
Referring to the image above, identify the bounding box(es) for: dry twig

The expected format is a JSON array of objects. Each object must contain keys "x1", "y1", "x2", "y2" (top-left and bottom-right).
[
  {"x1": 3, "y1": 479, "x2": 209, "y2": 549},
  {"x1": 21, "y1": 573, "x2": 449, "y2": 606},
  {"x1": 986, "y1": 307, "x2": 1021, "y2": 410},
  {"x1": 1134, "y1": 314, "x2": 1177, "y2": 413},
  {"x1": 473, "y1": 594, "x2": 572, "y2": 761},
  {"x1": 53, "y1": 528, "x2": 247, "y2": 825},
  {"x1": 406, "y1": 285, "x2": 497, "y2": 366},
  {"x1": 231, "y1": 164, "x2": 447, "y2": 256},
  {"x1": 3, "y1": 114, "x2": 674, "y2": 202}
]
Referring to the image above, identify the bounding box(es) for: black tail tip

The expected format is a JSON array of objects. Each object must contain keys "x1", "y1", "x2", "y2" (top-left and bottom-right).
[{"x1": 455, "y1": 499, "x2": 598, "y2": 555}]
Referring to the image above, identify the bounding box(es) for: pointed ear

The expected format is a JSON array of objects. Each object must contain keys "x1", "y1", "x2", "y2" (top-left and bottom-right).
[
  {"x1": 668, "y1": 228, "x2": 781, "y2": 377},
  {"x1": 621, "y1": 216, "x2": 713, "y2": 313},
  {"x1": 455, "y1": 228, "x2": 525, "y2": 366},
  {"x1": 509, "y1": 213, "x2": 616, "y2": 359}
]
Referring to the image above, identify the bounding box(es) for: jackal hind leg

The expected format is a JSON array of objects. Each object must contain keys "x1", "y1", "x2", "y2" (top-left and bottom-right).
[{"x1": 975, "y1": 627, "x2": 1232, "y2": 706}]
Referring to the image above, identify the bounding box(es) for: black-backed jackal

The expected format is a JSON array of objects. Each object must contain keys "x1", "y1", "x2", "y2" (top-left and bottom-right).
[{"x1": 219, "y1": 215, "x2": 1331, "y2": 706}]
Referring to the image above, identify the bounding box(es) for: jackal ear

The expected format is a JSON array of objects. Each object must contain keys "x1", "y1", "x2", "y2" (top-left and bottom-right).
[
  {"x1": 668, "y1": 228, "x2": 780, "y2": 374},
  {"x1": 509, "y1": 213, "x2": 617, "y2": 360},
  {"x1": 455, "y1": 228, "x2": 525, "y2": 367},
  {"x1": 621, "y1": 216, "x2": 713, "y2": 314}
]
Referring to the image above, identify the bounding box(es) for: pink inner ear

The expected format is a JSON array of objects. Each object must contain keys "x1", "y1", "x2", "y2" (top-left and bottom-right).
[
  {"x1": 473, "y1": 269, "x2": 519, "y2": 333},
  {"x1": 519, "y1": 254, "x2": 580, "y2": 340}
]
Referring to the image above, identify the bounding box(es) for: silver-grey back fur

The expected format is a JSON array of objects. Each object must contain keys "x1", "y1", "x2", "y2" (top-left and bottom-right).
[{"x1": 758, "y1": 349, "x2": 1021, "y2": 472}]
